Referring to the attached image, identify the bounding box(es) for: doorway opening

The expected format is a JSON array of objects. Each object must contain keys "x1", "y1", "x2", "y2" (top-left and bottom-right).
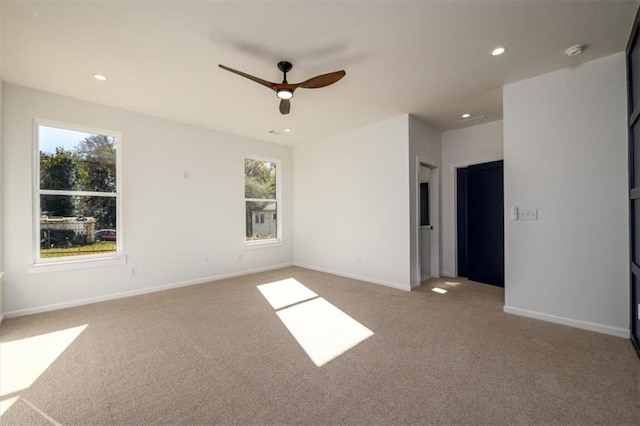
[
  {"x1": 415, "y1": 159, "x2": 439, "y2": 287},
  {"x1": 419, "y1": 164, "x2": 433, "y2": 281},
  {"x1": 456, "y1": 160, "x2": 504, "y2": 287}
]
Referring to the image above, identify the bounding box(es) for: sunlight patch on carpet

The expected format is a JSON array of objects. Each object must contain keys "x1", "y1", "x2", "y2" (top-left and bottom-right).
[
  {"x1": 0, "y1": 324, "x2": 87, "y2": 398},
  {"x1": 0, "y1": 397, "x2": 19, "y2": 416},
  {"x1": 276, "y1": 297, "x2": 374, "y2": 367},
  {"x1": 257, "y1": 278, "x2": 318, "y2": 310},
  {"x1": 258, "y1": 278, "x2": 373, "y2": 367},
  {"x1": 432, "y1": 287, "x2": 448, "y2": 294}
]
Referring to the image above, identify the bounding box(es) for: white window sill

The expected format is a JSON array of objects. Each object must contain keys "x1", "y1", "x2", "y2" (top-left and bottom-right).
[
  {"x1": 28, "y1": 254, "x2": 128, "y2": 274},
  {"x1": 244, "y1": 239, "x2": 283, "y2": 250}
]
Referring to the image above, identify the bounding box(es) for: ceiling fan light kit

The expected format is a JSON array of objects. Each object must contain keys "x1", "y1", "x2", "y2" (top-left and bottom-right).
[
  {"x1": 277, "y1": 89, "x2": 293, "y2": 100},
  {"x1": 219, "y1": 61, "x2": 345, "y2": 115}
]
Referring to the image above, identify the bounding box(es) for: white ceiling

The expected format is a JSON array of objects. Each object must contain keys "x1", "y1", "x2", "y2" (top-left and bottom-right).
[{"x1": 1, "y1": 1, "x2": 637, "y2": 146}]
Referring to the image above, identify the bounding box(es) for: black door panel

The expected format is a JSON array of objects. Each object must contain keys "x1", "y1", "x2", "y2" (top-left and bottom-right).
[
  {"x1": 457, "y1": 168, "x2": 469, "y2": 278},
  {"x1": 467, "y1": 161, "x2": 504, "y2": 287}
]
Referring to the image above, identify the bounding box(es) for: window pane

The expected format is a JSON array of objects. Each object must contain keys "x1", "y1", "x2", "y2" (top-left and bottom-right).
[
  {"x1": 39, "y1": 125, "x2": 117, "y2": 193},
  {"x1": 246, "y1": 201, "x2": 277, "y2": 240},
  {"x1": 40, "y1": 195, "x2": 116, "y2": 258},
  {"x1": 244, "y1": 159, "x2": 276, "y2": 199}
]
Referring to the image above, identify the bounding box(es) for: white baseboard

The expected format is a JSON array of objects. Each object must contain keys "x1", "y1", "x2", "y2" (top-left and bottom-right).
[
  {"x1": 294, "y1": 262, "x2": 410, "y2": 292},
  {"x1": 503, "y1": 305, "x2": 630, "y2": 339},
  {"x1": 3, "y1": 262, "x2": 294, "y2": 319}
]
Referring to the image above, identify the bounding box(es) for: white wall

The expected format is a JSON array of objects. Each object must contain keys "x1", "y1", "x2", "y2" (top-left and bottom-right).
[
  {"x1": 408, "y1": 115, "x2": 441, "y2": 287},
  {"x1": 2, "y1": 84, "x2": 293, "y2": 316},
  {"x1": 293, "y1": 115, "x2": 412, "y2": 290},
  {"x1": 0, "y1": 81, "x2": 4, "y2": 322},
  {"x1": 0, "y1": 3, "x2": 4, "y2": 322},
  {"x1": 503, "y1": 53, "x2": 629, "y2": 337},
  {"x1": 441, "y1": 120, "x2": 504, "y2": 277}
]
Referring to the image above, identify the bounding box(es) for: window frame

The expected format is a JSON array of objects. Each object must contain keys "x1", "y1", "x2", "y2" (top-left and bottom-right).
[
  {"x1": 31, "y1": 118, "x2": 125, "y2": 269},
  {"x1": 244, "y1": 156, "x2": 281, "y2": 247}
]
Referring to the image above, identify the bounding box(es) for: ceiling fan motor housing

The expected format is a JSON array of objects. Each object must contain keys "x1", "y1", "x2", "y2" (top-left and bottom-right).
[{"x1": 277, "y1": 61, "x2": 293, "y2": 74}]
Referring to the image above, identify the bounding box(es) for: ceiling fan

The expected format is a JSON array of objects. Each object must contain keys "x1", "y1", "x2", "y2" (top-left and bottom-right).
[{"x1": 218, "y1": 61, "x2": 346, "y2": 115}]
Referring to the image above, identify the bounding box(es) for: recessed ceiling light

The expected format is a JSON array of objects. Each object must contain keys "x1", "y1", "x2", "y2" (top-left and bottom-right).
[
  {"x1": 461, "y1": 113, "x2": 471, "y2": 118},
  {"x1": 491, "y1": 46, "x2": 506, "y2": 56},
  {"x1": 565, "y1": 44, "x2": 586, "y2": 57},
  {"x1": 283, "y1": 128, "x2": 291, "y2": 133},
  {"x1": 93, "y1": 74, "x2": 107, "y2": 81},
  {"x1": 457, "y1": 114, "x2": 487, "y2": 124}
]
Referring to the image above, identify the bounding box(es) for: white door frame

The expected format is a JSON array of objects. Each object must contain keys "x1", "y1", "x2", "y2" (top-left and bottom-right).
[{"x1": 414, "y1": 156, "x2": 440, "y2": 287}]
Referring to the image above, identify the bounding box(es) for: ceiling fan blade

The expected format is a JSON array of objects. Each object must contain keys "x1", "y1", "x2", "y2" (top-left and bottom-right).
[
  {"x1": 298, "y1": 70, "x2": 346, "y2": 89},
  {"x1": 279, "y1": 99, "x2": 291, "y2": 115},
  {"x1": 218, "y1": 64, "x2": 276, "y2": 90}
]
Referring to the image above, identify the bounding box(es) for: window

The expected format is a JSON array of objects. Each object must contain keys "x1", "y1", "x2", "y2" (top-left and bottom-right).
[
  {"x1": 35, "y1": 121, "x2": 121, "y2": 262},
  {"x1": 245, "y1": 158, "x2": 279, "y2": 242}
]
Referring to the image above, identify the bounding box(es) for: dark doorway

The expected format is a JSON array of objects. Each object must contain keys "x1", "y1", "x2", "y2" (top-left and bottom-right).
[
  {"x1": 626, "y1": 6, "x2": 640, "y2": 357},
  {"x1": 457, "y1": 160, "x2": 504, "y2": 287}
]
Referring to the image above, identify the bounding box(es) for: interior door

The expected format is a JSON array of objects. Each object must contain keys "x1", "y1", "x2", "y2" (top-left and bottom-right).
[
  {"x1": 467, "y1": 161, "x2": 504, "y2": 287},
  {"x1": 627, "y1": 6, "x2": 640, "y2": 357}
]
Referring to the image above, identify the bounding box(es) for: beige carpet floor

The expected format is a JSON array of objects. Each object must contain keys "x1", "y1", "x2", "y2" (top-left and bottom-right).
[{"x1": 0, "y1": 266, "x2": 638, "y2": 425}]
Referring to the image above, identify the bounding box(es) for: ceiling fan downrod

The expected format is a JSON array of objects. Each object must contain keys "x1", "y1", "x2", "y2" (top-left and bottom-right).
[{"x1": 277, "y1": 61, "x2": 293, "y2": 83}]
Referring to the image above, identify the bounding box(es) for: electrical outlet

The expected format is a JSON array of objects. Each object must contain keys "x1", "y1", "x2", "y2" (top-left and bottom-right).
[
  {"x1": 131, "y1": 267, "x2": 137, "y2": 277},
  {"x1": 202, "y1": 257, "x2": 209, "y2": 265},
  {"x1": 519, "y1": 208, "x2": 538, "y2": 221}
]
